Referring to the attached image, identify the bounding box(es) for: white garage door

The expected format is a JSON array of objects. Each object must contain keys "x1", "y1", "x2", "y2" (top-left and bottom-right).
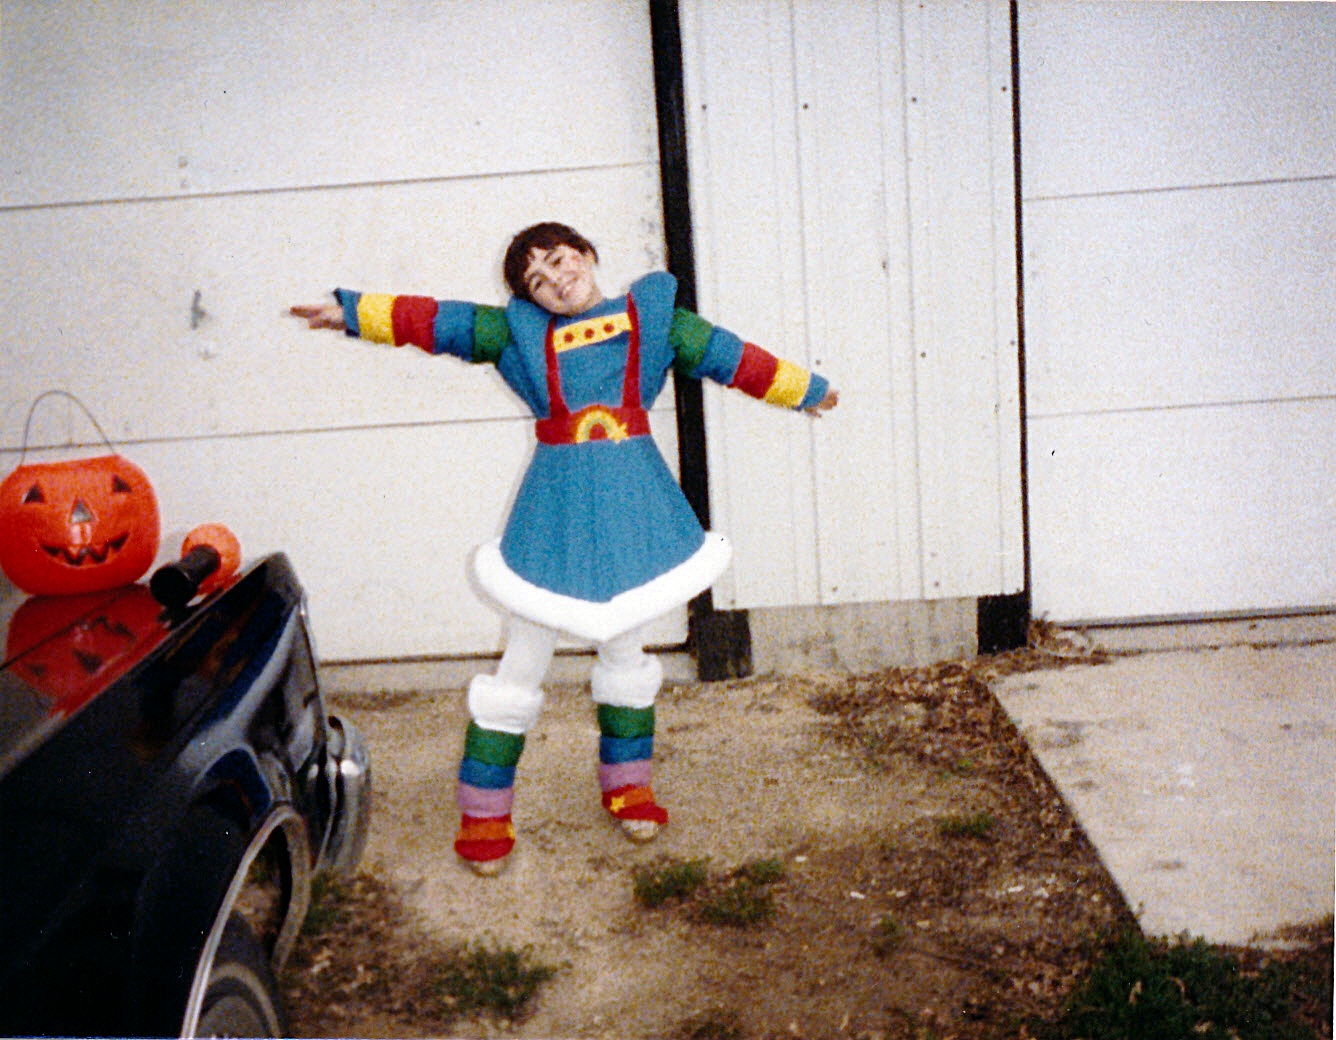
[
  {"x1": 1, "y1": 1, "x2": 673, "y2": 660},
  {"x1": 1019, "y1": 2, "x2": 1336, "y2": 624}
]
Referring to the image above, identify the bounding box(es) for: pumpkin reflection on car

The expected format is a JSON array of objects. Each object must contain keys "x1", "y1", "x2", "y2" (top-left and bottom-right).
[{"x1": 5, "y1": 586, "x2": 167, "y2": 718}]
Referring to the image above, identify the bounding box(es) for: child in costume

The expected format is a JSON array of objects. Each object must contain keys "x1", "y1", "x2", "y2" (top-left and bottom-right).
[{"x1": 292, "y1": 222, "x2": 838, "y2": 875}]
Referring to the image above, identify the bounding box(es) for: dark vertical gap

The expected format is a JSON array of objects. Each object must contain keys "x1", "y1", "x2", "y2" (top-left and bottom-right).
[
  {"x1": 649, "y1": 0, "x2": 752, "y2": 679},
  {"x1": 977, "y1": 0, "x2": 1033, "y2": 654}
]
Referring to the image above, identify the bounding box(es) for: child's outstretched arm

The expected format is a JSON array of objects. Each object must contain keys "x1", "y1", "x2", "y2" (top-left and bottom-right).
[
  {"x1": 288, "y1": 291, "x2": 512, "y2": 365},
  {"x1": 670, "y1": 308, "x2": 838, "y2": 417}
]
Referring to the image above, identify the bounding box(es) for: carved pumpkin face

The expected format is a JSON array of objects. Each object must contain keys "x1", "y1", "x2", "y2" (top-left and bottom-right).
[{"x1": 0, "y1": 454, "x2": 160, "y2": 596}]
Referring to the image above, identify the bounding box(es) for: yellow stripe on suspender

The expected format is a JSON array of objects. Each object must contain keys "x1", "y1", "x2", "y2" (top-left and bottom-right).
[{"x1": 553, "y1": 312, "x2": 631, "y2": 353}]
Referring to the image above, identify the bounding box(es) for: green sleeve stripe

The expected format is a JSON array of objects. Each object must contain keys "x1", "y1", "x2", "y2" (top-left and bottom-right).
[
  {"x1": 472, "y1": 306, "x2": 511, "y2": 364},
  {"x1": 597, "y1": 703, "x2": 656, "y2": 739},
  {"x1": 670, "y1": 307, "x2": 715, "y2": 376},
  {"x1": 464, "y1": 722, "x2": 526, "y2": 766}
]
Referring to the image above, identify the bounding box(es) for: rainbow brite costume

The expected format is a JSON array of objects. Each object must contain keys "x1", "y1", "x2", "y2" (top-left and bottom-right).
[{"x1": 334, "y1": 272, "x2": 829, "y2": 871}]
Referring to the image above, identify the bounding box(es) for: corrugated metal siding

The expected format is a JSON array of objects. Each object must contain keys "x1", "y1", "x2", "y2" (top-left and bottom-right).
[
  {"x1": 680, "y1": 0, "x2": 1023, "y2": 609},
  {"x1": 0, "y1": 1, "x2": 675, "y2": 660}
]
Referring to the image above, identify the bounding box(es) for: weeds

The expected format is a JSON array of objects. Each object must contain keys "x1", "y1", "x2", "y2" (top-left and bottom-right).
[
  {"x1": 634, "y1": 855, "x2": 787, "y2": 928},
  {"x1": 936, "y1": 810, "x2": 996, "y2": 841},
  {"x1": 699, "y1": 876, "x2": 776, "y2": 927},
  {"x1": 282, "y1": 870, "x2": 560, "y2": 1032},
  {"x1": 632, "y1": 857, "x2": 710, "y2": 908},
  {"x1": 1035, "y1": 927, "x2": 1325, "y2": 1040},
  {"x1": 738, "y1": 856, "x2": 786, "y2": 885},
  {"x1": 437, "y1": 941, "x2": 559, "y2": 1023},
  {"x1": 297, "y1": 872, "x2": 354, "y2": 936}
]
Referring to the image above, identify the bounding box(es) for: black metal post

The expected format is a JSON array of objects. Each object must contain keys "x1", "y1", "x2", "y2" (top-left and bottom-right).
[{"x1": 649, "y1": 0, "x2": 752, "y2": 679}]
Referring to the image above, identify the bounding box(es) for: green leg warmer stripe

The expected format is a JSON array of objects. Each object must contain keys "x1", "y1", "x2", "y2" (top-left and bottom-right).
[
  {"x1": 596, "y1": 703, "x2": 656, "y2": 740},
  {"x1": 463, "y1": 721, "x2": 526, "y2": 767}
]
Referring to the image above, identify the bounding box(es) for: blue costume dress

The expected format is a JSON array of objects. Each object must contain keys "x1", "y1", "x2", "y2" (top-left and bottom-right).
[{"x1": 336, "y1": 272, "x2": 828, "y2": 644}]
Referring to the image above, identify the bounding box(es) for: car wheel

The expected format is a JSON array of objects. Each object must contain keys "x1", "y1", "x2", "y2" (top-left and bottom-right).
[{"x1": 194, "y1": 912, "x2": 284, "y2": 1038}]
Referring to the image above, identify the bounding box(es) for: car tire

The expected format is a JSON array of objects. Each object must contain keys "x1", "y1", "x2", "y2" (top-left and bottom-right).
[{"x1": 193, "y1": 912, "x2": 284, "y2": 1038}]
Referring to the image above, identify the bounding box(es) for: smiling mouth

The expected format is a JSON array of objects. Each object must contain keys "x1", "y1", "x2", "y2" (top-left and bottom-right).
[{"x1": 42, "y1": 533, "x2": 130, "y2": 566}]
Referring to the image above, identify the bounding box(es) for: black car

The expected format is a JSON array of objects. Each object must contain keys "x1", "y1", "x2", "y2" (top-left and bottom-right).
[{"x1": 0, "y1": 551, "x2": 372, "y2": 1037}]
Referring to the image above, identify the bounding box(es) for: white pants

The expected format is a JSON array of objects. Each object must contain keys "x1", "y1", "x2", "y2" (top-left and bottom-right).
[{"x1": 467, "y1": 616, "x2": 664, "y2": 735}]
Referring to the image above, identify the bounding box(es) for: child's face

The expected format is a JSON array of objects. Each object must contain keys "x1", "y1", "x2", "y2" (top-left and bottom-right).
[{"x1": 523, "y1": 244, "x2": 603, "y2": 316}]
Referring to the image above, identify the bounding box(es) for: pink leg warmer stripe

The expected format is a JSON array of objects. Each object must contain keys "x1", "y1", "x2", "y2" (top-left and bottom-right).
[
  {"x1": 457, "y1": 782, "x2": 515, "y2": 817},
  {"x1": 599, "y1": 759, "x2": 653, "y2": 792}
]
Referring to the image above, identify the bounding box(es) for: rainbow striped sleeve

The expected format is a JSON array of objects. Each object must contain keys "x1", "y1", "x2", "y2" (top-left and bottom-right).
[
  {"x1": 669, "y1": 307, "x2": 829, "y2": 410},
  {"x1": 333, "y1": 290, "x2": 511, "y2": 364}
]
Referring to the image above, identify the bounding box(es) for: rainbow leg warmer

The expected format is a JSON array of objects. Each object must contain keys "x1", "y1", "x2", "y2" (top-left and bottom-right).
[
  {"x1": 455, "y1": 722, "x2": 524, "y2": 864},
  {"x1": 597, "y1": 703, "x2": 669, "y2": 826}
]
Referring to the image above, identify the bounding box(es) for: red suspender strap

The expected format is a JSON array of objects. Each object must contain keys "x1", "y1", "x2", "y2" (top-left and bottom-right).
[
  {"x1": 534, "y1": 295, "x2": 650, "y2": 445},
  {"x1": 543, "y1": 317, "x2": 569, "y2": 424},
  {"x1": 623, "y1": 295, "x2": 642, "y2": 409}
]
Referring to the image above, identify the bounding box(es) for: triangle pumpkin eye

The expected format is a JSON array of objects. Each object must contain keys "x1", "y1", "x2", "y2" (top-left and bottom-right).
[
  {"x1": 23, "y1": 484, "x2": 45, "y2": 504},
  {"x1": 112, "y1": 475, "x2": 132, "y2": 494}
]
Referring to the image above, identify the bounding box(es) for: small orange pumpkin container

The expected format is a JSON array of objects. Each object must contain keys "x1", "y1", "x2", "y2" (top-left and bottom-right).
[{"x1": 0, "y1": 394, "x2": 161, "y2": 597}]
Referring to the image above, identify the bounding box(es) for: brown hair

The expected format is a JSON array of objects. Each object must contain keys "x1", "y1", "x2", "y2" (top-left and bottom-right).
[{"x1": 503, "y1": 222, "x2": 599, "y2": 301}]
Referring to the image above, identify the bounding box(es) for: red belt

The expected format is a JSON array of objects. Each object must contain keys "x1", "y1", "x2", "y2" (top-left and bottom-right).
[{"x1": 535, "y1": 404, "x2": 650, "y2": 445}]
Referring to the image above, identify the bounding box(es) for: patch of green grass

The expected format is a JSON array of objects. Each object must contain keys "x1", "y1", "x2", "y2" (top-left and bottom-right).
[
  {"x1": 284, "y1": 872, "x2": 562, "y2": 1032},
  {"x1": 699, "y1": 877, "x2": 776, "y2": 927},
  {"x1": 739, "y1": 856, "x2": 786, "y2": 886},
  {"x1": 299, "y1": 873, "x2": 354, "y2": 936},
  {"x1": 936, "y1": 810, "x2": 996, "y2": 841},
  {"x1": 633, "y1": 857, "x2": 711, "y2": 908},
  {"x1": 1036, "y1": 928, "x2": 1321, "y2": 1040},
  {"x1": 436, "y1": 941, "x2": 559, "y2": 1024},
  {"x1": 635, "y1": 855, "x2": 788, "y2": 928}
]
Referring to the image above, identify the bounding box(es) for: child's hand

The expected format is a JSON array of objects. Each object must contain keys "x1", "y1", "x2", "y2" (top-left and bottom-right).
[
  {"x1": 289, "y1": 302, "x2": 345, "y2": 331},
  {"x1": 806, "y1": 389, "x2": 839, "y2": 416}
]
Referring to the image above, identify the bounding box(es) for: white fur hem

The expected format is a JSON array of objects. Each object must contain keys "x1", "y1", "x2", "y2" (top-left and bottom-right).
[{"x1": 472, "y1": 533, "x2": 732, "y2": 644}]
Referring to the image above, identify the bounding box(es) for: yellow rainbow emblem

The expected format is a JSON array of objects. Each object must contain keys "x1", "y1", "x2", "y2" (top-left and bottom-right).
[{"x1": 573, "y1": 407, "x2": 630, "y2": 443}]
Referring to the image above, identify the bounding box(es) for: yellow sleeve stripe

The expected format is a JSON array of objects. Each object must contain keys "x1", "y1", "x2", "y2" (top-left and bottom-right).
[
  {"x1": 764, "y1": 359, "x2": 810, "y2": 409},
  {"x1": 356, "y1": 293, "x2": 396, "y2": 344}
]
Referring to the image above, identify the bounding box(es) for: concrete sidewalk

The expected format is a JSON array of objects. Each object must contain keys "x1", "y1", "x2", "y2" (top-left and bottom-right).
[{"x1": 993, "y1": 627, "x2": 1335, "y2": 947}]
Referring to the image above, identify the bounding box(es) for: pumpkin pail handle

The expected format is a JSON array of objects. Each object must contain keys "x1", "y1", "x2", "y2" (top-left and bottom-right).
[{"x1": 19, "y1": 390, "x2": 119, "y2": 466}]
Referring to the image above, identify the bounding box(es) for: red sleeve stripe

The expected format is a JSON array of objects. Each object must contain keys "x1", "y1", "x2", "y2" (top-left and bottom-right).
[
  {"x1": 391, "y1": 295, "x2": 439, "y2": 353},
  {"x1": 729, "y1": 342, "x2": 781, "y2": 400}
]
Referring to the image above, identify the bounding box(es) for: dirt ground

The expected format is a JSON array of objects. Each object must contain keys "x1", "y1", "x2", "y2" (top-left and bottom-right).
[{"x1": 279, "y1": 635, "x2": 1170, "y2": 1039}]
